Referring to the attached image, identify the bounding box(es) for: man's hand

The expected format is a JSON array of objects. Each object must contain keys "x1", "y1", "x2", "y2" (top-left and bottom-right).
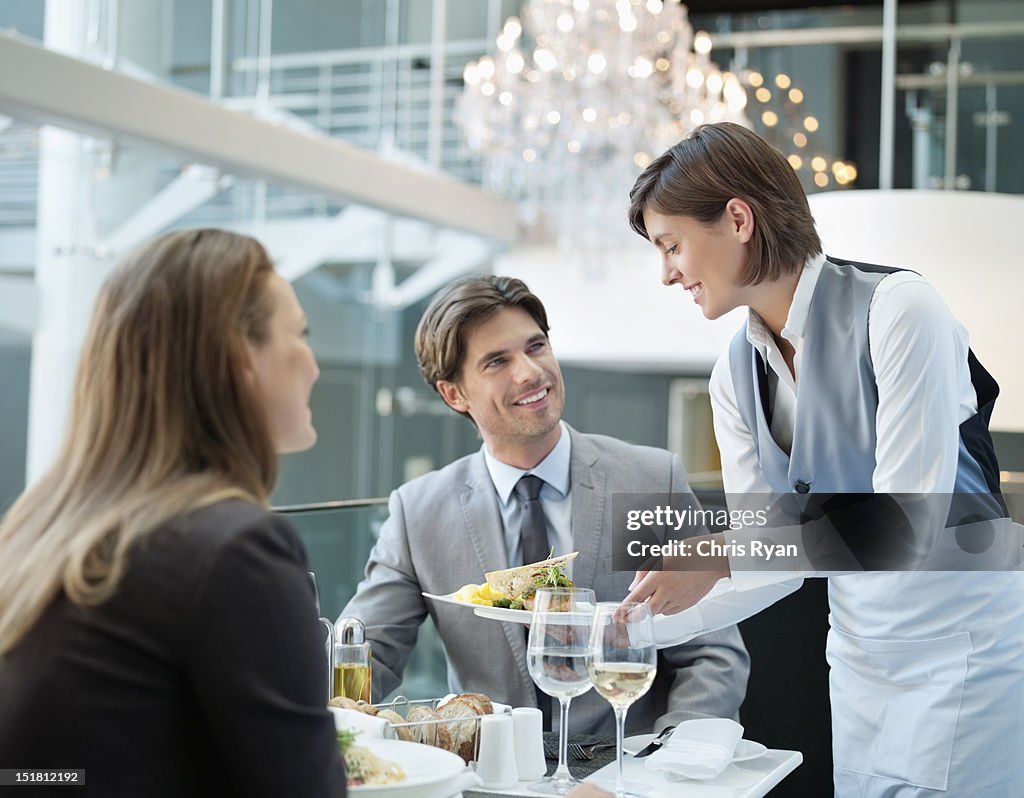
[{"x1": 624, "y1": 533, "x2": 731, "y2": 615}]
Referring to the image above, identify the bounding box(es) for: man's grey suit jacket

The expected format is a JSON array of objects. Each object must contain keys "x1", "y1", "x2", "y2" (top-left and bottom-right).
[{"x1": 341, "y1": 425, "x2": 749, "y2": 736}]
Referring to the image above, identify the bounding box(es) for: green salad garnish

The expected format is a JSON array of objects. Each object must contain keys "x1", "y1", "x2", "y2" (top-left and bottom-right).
[{"x1": 336, "y1": 728, "x2": 358, "y2": 755}]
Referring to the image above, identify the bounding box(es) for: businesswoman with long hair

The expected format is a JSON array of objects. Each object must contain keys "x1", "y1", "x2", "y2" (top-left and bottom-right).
[{"x1": 0, "y1": 229, "x2": 345, "y2": 797}]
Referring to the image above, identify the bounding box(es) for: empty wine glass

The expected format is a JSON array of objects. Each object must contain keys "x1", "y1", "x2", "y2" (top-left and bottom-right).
[
  {"x1": 588, "y1": 602, "x2": 658, "y2": 798},
  {"x1": 307, "y1": 571, "x2": 335, "y2": 703},
  {"x1": 526, "y1": 586, "x2": 596, "y2": 795}
]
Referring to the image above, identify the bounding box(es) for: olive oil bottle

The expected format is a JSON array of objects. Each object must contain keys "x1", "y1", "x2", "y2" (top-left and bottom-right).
[{"x1": 333, "y1": 618, "x2": 372, "y2": 703}]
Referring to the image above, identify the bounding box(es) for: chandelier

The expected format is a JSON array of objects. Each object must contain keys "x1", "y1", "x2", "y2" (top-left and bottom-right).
[
  {"x1": 456, "y1": 0, "x2": 749, "y2": 267},
  {"x1": 742, "y1": 69, "x2": 859, "y2": 191}
]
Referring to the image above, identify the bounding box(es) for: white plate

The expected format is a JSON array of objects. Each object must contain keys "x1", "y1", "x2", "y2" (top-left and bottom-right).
[
  {"x1": 622, "y1": 734, "x2": 767, "y2": 762},
  {"x1": 423, "y1": 592, "x2": 599, "y2": 625},
  {"x1": 347, "y1": 737, "x2": 467, "y2": 796},
  {"x1": 422, "y1": 591, "x2": 532, "y2": 624},
  {"x1": 425, "y1": 592, "x2": 716, "y2": 650}
]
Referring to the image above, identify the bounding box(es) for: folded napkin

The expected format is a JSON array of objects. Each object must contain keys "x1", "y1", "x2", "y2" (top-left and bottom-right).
[
  {"x1": 437, "y1": 693, "x2": 512, "y2": 715},
  {"x1": 329, "y1": 707, "x2": 391, "y2": 737},
  {"x1": 644, "y1": 718, "x2": 744, "y2": 781}
]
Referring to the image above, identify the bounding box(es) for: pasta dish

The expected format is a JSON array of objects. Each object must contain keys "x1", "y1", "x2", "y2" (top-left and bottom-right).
[{"x1": 337, "y1": 730, "x2": 406, "y2": 787}]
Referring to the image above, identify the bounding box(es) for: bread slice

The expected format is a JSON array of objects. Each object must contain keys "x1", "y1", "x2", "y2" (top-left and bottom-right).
[
  {"x1": 459, "y1": 692, "x2": 493, "y2": 717},
  {"x1": 433, "y1": 716, "x2": 454, "y2": 753},
  {"x1": 405, "y1": 705, "x2": 436, "y2": 746},
  {"x1": 485, "y1": 552, "x2": 578, "y2": 599},
  {"x1": 406, "y1": 705, "x2": 453, "y2": 751},
  {"x1": 437, "y1": 696, "x2": 481, "y2": 762}
]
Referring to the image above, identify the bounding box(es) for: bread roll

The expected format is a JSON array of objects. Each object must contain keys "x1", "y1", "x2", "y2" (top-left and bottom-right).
[
  {"x1": 376, "y1": 709, "x2": 415, "y2": 742},
  {"x1": 328, "y1": 696, "x2": 361, "y2": 711},
  {"x1": 355, "y1": 700, "x2": 378, "y2": 716}
]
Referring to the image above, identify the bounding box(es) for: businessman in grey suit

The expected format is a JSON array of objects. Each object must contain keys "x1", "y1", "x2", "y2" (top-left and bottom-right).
[{"x1": 340, "y1": 275, "x2": 748, "y2": 736}]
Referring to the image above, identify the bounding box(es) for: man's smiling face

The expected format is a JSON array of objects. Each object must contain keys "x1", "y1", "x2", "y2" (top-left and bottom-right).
[{"x1": 437, "y1": 306, "x2": 565, "y2": 466}]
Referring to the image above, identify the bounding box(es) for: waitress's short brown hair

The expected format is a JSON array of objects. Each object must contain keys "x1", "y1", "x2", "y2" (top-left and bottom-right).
[{"x1": 628, "y1": 122, "x2": 821, "y2": 285}]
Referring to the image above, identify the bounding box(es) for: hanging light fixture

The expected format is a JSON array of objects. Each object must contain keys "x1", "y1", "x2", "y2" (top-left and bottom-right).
[
  {"x1": 741, "y1": 69, "x2": 857, "y2": 192},
  {"x1": 456, "y1": 0, "x2": 748, "y2": 269}
]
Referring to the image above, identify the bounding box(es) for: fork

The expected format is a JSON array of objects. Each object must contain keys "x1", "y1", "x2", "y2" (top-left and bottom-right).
[
  {"x1": 544, "y1": 740, "x2": 616, "y2": 761},
  {"x1": 577, "y1": 741, "x2": 614, "y2": 762}
]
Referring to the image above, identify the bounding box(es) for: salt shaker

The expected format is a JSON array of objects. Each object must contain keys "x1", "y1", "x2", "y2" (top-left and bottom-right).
[
  {"x1": 476, "y1": 714, "x2": 519, "y2": 789},
  {"x1": 511, "y1": 707, "x2": 547, "y2": 781}
]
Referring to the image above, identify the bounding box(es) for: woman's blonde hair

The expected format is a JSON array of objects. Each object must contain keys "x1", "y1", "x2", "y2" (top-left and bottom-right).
[{"x1": 0, "y1": 228, "x2": 278, "y2": 655}]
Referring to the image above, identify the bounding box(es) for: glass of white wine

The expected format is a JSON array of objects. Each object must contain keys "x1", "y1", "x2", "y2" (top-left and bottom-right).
[
  {"x1": 527, "y1": 586, "x2": 596, "y2": 796},
  {"x1": 588, "y1": 601, "x2": 658, "y2": 798}
]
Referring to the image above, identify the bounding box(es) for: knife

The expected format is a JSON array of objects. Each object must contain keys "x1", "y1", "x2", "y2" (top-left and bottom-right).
[{"x1": 633, "y1": 725, "x2": 676, "y2": 758}]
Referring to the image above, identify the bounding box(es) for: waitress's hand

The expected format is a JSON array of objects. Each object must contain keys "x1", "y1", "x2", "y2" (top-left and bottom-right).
[{"x1": 624, "y1": 533, "x2": 731, "y2": 615}]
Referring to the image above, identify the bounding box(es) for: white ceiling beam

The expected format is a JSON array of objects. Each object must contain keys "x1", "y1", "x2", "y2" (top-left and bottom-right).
[
  {"x1": 383, "y1": 231, "x2": 494, "y2": 309},
  {"x1": 273, "y1": 205, "x2": 384, "y2": 282},
  {"x1": 229, "y1": 217, "x2": 440, "y2": 265},
  {"x1": 101, "y1": 164, "x2": 232, "y2": 256},
  {"x1": 0, "y1": 32, "x2": 518, "y2": 244}
]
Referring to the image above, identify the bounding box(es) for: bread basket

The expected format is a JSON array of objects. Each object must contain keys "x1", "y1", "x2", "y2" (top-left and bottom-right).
[{"x1": 367, "y1": 694, "x2": 506, "y2": 763}]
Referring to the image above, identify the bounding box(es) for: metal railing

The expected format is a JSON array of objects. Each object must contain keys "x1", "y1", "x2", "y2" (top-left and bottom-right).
[
  {"x1": 228, "y1": 38, "x2": 489, "y2": 184},
  {"x1": 273, "y1": 496, "x2": 389, "y2": 515}
]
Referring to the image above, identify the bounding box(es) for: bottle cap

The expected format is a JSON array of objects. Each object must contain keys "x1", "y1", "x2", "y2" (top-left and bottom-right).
[{"x1": 335, "y1": 617, "x2": 366, "y2": 645}]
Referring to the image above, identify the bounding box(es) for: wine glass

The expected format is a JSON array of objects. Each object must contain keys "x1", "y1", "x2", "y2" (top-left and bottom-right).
[
  {"x1": 588, "y1": 602, "x2": 658, "y2": 798},
  {"x1": 307, "y1": 571, "x2": 335, "y2": 703},
  {"x1": 526, "y1": 586, "x2": 596, "y2": 796}
]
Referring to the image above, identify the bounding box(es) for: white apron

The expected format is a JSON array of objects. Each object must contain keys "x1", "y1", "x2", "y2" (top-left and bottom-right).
[{"x1": 827, "y1": 571, "x2": 1024, "y2": 796}]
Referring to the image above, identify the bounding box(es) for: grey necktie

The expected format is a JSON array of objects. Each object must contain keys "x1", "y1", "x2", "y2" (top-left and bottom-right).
[
  {"x1": 515, "y1": 474, "x2": 553, "y2": 730},
  {"x1": 515, "y1": 474, "x2": 551, "y2": 566}
]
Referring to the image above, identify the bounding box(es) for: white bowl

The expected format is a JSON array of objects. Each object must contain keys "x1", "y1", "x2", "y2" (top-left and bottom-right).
[{"x1": 347, "y1": 737, "x2": 468, "y2": 798}]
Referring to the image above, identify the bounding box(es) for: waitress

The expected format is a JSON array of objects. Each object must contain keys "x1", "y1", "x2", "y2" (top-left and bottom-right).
[{"x1": 623, "y1": 122, "x2": 1023, "y2": 797}]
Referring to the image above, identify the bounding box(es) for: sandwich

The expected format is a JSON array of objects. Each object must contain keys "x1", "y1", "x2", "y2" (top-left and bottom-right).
[{"x1": 484, "y1": 551, "x2": 578, "y2": 610}]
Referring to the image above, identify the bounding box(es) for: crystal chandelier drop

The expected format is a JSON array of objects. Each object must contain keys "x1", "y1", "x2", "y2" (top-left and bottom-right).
[{"x1": 456, "y1": 0, "x2": 749, "y2": 267}]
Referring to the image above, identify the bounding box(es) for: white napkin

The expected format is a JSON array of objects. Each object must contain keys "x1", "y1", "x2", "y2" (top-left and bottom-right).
[
  {"x1": 644, "y1": 718, "x2": 744, "y2": 781},
  {"x1": 437, "y1": 693, "x2": 512, "y2": 715},
  {"x1": 329, "y1": 707, "x2": 391, "y2": 737}
]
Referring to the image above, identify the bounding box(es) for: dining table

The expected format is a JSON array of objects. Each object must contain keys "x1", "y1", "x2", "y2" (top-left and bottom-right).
[{"x1": 462, "y1": 731, "x2": 802, "y2": 798}]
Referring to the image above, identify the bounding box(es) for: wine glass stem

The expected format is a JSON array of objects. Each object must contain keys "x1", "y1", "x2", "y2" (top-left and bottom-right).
[
  {"x1": 552, "y1": 697, "x2": 573, "y2": 781},
  {"x1": 614, "y1": 705, "x2": 628, "y2": 795}
]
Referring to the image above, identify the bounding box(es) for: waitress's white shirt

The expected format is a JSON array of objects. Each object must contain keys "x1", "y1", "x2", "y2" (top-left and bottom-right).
[{"x1": 706, "y1": 254, "x2": 978, "y2": 593}]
